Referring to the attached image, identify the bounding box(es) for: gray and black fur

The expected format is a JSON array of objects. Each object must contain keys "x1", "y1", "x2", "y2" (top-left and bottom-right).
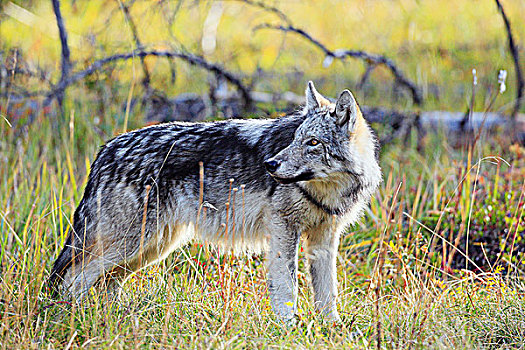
[{"x1": 47, "y1": 81, "x2": 382, "y2": 321}]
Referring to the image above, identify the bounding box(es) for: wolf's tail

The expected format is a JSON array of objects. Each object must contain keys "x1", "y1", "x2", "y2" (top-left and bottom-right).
[{"x1": 46, "y1": 234, "x2": 75, "y2": 297}]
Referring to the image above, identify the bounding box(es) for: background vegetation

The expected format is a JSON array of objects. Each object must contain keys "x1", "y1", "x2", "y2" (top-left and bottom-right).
[
  {"x1": 2, "y1": 0, "x2": 525, "y2": 112},
  {"x1": 1, "y1": 0, "x2": 524, "y2": 348}
]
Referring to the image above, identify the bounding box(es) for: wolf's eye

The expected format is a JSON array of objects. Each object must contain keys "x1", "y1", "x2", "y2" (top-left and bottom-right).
[{"x1": 306, "y1": 139, "x2": 319, "y2": 146}]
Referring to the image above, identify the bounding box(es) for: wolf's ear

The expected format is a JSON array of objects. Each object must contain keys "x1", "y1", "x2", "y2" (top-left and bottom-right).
[
  {"x1": 305, "y1": 81, "x2": 331, "y2": 111},
  {"x1": 335, "y1": 89, "x2": 358, "y2": 132},
  {"x1": 305, "y1": 81, "x2": 320, "y2": 110}
]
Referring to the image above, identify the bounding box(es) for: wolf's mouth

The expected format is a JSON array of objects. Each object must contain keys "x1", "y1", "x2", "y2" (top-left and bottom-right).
[{"x1": 271, "y1": 171, "x2": 314, "y2": 184}]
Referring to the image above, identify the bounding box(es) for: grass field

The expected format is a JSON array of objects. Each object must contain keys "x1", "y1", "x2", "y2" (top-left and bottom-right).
[
  {"x1": 1, "y1": 0, "x2": 525, "y2": 348},
  {"x1": 0, "y1": 96, "x2": 524, "y2": 348}
]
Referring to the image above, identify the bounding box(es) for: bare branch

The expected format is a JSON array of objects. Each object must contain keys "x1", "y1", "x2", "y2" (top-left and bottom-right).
[
  {"x1": 51, "y1": 0, "x2": 71, "y2": 109},
  {"x1": 0, "y1": 88, "x2": 42, "y2": 99},
  {"x1": 161, "y1": 0, "x2": 184, "y2": 43},
  {"x1": 255, "y1": 23, "x2": 422, "y2": 105},
  {"x1": 357, "y1": 64, "x2": 376, "y2": 90},
  {"x1": 118, "y1": 0, "x2": 151, "y2": 89},
  {"x1": 235, "y1": 0, "x2": 292, "y2": 25},
  {"x1": 44, "y1": 50, "x2": 252, "y2": 110},
  {"x1": 1, "y1": 64, "x2": 51, "y2": 85},
  {"x1": 495, "y1": 0, "x2": 523, "y2": 118}
]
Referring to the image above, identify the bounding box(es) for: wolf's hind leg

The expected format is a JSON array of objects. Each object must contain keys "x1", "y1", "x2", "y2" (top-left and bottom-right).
[
  {"x1": 305, "y1": 223, "x2": 341, "y2": 321},
  {"x1": 98, "y1": 224, "x2": 191, "y2": 292}
]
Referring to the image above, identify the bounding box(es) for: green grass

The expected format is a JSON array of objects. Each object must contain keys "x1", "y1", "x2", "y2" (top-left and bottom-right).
[{"x1": 0, "y1": 96, "x2": 524, "y2": 348}]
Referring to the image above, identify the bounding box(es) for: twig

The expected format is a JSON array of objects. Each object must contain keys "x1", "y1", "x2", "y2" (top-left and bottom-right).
[
  {"x1": 118, "y1": 0, "x2": 151, "y2": 90},
  {"x1": 0, "y1": 87, "x2": 42, "y2": 99},
  {"x1": 1, "y1": 65, "x2": 50, "y2": 83},
  {"x1": 50, "y1": 0, "x2": 71, "y2": 110},
  {"x1": 494, "y1": 0, "x2": 523, "y2": 119},
  {"x1": 160, "y1": 0, "x2": 184, "y2": 44},
  {"x1": 357, "y1": 64, "x2": 376, "y2": 90},
  {"x1": 235, "y1": 0, "x2": 292, "y2": 25},
  {"x1": 254, "y1": 24, "x2": 422, "y2": 105}
]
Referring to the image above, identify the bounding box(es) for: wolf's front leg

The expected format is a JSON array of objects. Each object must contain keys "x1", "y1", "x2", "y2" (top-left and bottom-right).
[
  {"x1": 267, "y1": 221, "x2": 300, "y2": 321},
  {"x1": 305, "y1": 224, "x2": 341, "y2": 321}
]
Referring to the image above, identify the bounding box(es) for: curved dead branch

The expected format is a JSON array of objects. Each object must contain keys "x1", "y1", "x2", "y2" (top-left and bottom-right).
[
  {"x1": 254, "y1": 24, "x2": 422, "y2": 105},
  {"x1": 44, "y1": 50, "x2": 252, "y2": 110}
]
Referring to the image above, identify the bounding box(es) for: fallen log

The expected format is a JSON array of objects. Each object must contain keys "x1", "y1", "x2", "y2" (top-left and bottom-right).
[
  {"x1": 143, "y1": 90, "x2": 524, "y2": 144},
  {"x1": 5, "y1": 92, "x2": 524, "y2": 145}
]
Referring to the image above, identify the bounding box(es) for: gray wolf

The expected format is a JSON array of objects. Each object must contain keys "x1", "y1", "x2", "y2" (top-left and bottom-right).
[{"x1": 47, "y1": 81, "x2": 382, "y2": 321}]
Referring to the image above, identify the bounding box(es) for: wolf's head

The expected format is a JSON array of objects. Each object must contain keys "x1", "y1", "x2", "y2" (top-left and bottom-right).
[{"x1": 264, "y1": 81, "x2": 378, "y2": 186}]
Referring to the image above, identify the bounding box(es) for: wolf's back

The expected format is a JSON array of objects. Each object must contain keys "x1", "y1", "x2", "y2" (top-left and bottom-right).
[{"x1": 46, "y1": 115, "x2": 306, "y2": 296}]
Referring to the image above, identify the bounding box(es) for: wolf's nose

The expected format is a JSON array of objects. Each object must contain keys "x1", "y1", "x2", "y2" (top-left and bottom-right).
[{"x1": 264, "y1": 160, "x2": 279, "y2": 173}]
